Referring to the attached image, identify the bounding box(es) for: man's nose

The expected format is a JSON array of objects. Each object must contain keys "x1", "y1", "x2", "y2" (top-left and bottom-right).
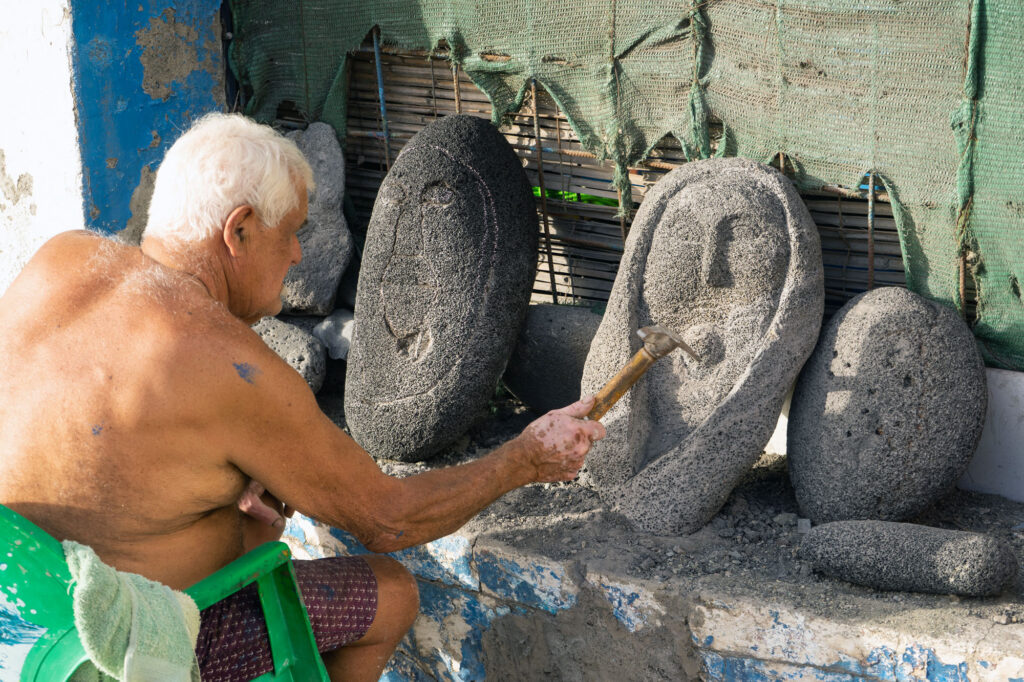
[{"x1": 292, "y1": 237, "x2": 303, "y2": 266}]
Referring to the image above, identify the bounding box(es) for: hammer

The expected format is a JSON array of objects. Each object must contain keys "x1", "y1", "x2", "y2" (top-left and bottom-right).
[{"x1": 587, "y1": 325, "x2": 699, "y2": 421}]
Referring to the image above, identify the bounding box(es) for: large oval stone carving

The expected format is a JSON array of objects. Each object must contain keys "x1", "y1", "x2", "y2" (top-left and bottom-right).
[
  {"x1": 788, "y1": 287, "x2": 987, "y2": 523},
  {"x1": 345, "y1": 115, "x2": 537, "y2": 461},
  {"x1": 581, "y1": 158, "x2": 824, "y2": 535}
]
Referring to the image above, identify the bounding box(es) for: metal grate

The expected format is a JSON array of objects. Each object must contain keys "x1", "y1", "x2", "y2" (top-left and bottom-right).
[{"x1": 336, "y1": 43, "x2": 903, "y2": 317}]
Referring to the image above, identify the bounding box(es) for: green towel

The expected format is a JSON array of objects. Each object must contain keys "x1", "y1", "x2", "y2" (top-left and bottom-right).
[{"x1": 62, "y1": 541, "x2": 201, "y2": 682}]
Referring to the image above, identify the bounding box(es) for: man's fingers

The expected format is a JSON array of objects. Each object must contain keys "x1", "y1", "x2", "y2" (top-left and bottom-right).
[
  {"x1": 238, "y1": 488, "x2": 283, "y2": 527},
  {"x1": 586, "y1": 420, "x2": 606, "y2": 442}
]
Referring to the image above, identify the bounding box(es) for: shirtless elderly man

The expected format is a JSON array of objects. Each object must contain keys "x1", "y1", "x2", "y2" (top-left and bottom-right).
[{"x1": 0, "y1": 113, "x2": 605, "y2": 681}]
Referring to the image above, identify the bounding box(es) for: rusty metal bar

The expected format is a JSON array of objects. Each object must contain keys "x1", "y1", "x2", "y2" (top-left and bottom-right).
[
  {"x1": 532, "y1": 79, "x2": 560, "y2": 303},
  {"x1": 452, "y1": 62, "x2": 462, "y2": 114}
]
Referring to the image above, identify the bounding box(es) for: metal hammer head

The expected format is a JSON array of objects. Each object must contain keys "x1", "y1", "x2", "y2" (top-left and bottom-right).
[{"x1": 637, "y1": 325, "x2": 700, "y2": 361}]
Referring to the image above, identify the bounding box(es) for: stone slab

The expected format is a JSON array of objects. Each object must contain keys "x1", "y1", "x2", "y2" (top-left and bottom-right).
[
  {"x1": 345, "y1": 115, "x2": 537, "y2": 462},
  {"x1": 312, "y1": 308, "x2": 355, "y2": 361},
  {"x1": 960, "y1": 367, "x2": 1024, "y2": 503},
  {"x1": 800, "y1": 520, "x2": 1017, "y2": 597},
  {"x1": 691, "y1": 588, "x2": 1024, "y2": 681}
]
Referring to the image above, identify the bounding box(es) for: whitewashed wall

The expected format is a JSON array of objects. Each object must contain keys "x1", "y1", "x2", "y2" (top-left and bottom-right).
[{"x1": 0, "y1": 0, "x2": 83, "y2": 294}]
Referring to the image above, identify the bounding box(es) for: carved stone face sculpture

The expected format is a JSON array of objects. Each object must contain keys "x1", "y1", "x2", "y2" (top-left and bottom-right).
[
  {"x1": 345, "y1": 115, "x2": 537, "y2": 462},
  {"x1": 641, "y1": 181, "x2": 790, "y2": 457},
  {"x1": 581, "y1": 157, "x2": 824, "y2": 535}
]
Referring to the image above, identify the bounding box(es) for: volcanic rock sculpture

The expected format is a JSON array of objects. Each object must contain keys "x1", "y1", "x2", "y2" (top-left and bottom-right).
[
  {"x1": 281, "y1": 122, "x2": 354, "y2": 315},
  {"x1": 800, "y1": 520, "x2": 1016, "y2": 597},
  {"x1": 581, "y1": 157, "x2": 824, "y2": 535},
  {"x1": 503, "y1": 304, "x2": 603, "y2": 414},
  {"x1": 788, "y1": 287, "x2": 987, "y2": 523},
  {"x1": 345, "y1": 115, "x2": 537, "y2": 462}
]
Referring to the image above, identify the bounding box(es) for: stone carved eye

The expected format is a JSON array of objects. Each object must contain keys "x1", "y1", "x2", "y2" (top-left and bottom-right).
[
  {"x1": 379, "y1": 183, "x2": 406, "y2": 207},
  {"x1": 423, "y1": 183, "x2": 455, "y2": 206}
]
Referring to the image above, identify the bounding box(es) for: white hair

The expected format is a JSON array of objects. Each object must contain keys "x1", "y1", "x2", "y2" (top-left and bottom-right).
[{"x1": 144, "y1": 113, "x2": 315, "y2": 243}]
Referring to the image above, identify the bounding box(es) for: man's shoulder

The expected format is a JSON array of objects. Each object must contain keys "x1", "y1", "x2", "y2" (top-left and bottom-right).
[{"x1": 164, "y1": 305, "x2": 299, "y2": 398}]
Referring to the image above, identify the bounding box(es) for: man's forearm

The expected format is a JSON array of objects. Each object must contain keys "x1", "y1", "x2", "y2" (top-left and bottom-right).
[{"x1": 359, "y1": 436, "x2": 536, "y2": 553}]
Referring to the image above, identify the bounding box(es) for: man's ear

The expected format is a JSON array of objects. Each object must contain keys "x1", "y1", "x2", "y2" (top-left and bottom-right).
[{"x1": 222, "y1": 205, "x2": 255, "y2": 258}]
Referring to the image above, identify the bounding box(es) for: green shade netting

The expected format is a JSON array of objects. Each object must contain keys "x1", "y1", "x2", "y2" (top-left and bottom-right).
[{"x1": 228, "y1": 0, "x2": 1024, "y2": 369}]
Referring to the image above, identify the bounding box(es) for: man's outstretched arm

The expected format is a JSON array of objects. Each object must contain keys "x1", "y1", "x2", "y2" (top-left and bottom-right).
[
  {"x1": 348, "y1": 397, "x2": 605, "y2": 553},
  {"x1": 224, "y1": 342, "x2": 604, "y2": 553}
]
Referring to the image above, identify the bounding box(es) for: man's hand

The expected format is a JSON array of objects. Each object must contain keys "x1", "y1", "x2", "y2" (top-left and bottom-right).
[
  {"x1": 238, "y1": 480, "x2": 295, "y2": 551},
  {"x1": 517, "y1": 396, "x2": 607, "y2": 483}
]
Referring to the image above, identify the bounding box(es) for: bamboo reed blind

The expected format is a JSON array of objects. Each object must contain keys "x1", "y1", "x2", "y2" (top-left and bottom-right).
[{"x1": 329, "y1": 45, "x2": 905, "y2": 318}]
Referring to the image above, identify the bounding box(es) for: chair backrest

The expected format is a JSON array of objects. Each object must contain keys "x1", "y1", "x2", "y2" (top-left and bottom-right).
[
  {"x1": 0, "y1": 504, "x2": 329, "y2": 682},
  {"x1": 0, "y1": 504, "x2": 89, "y2": 680}
]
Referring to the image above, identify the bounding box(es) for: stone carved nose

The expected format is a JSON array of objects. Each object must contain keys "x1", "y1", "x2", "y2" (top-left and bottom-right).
[
  {"x1": 391, "y1": 201, "x2": 424, "y2": 254},
  {"x1": 701, "y1": 225, "x2": 731, "y2": 287},
  {"x1": 381, "y1": 189, "x2": 437, "y2": 361}
]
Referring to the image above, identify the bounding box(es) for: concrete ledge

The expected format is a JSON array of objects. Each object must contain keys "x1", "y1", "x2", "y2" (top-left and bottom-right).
[{"x1": 284, "y1": 501, "x2": 1024, "y2": 681}]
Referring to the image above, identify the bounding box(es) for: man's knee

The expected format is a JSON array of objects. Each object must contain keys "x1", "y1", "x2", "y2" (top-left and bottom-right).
[{"x1": 364, "y1": 555, "x2": 419, "y2": 636}]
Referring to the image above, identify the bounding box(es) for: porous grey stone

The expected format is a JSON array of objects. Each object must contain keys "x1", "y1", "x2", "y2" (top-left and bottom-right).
[
  {"x1": 345, "y1": 115, "x2": 537, "y2": 462},
  {"x1": 281, "y1": 122, "x2": 354, "y2": 315},
  {"x1": 253, "y1": 316, "x2": 327, "y2": 393},
  {"x1": 503, "y1": 304, "x2": 603, "y2": 414},
  {"x1": 788, "y1": 287, "x2": 987, "y2": 524},
  {"x1": 580, "y1": 157, "x2": 824, "y2": 535},
  {"x1": 800, "y1": 520, "x2": 1017, "y2": 597}
]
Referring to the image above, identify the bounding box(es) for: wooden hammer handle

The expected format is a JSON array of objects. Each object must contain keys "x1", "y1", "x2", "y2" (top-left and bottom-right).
[{"x1": 586, "y1": 347, "x2": 656, "y2": 420}]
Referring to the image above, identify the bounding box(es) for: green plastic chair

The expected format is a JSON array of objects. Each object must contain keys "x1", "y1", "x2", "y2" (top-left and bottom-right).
[{"x1": 0, "y1": 504, "x2": 329, "y2": 681}]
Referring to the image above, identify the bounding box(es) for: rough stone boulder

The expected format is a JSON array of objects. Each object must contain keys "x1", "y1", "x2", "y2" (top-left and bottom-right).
[
  {"x1": 503, "y1": 304, "x2": 603, "y2": 414},
  {"x1": 253, "y1": 315, "x2": 327, "y2": 393},
  {"x1": 282, "y1": 122, "x2": 354, "y2": 315},
  {"x1": 788, "y1": 287, "x2": 987, "y2": 524},
  {"x1": 581, "y1": 157, "x2": 824, "y2": 535},
  {"x1": 800, "y1": 520, "x2": 1016, "y2": 597},
  {"x1": 345, "y1": 115, "x2": 537, "y2": 462}
]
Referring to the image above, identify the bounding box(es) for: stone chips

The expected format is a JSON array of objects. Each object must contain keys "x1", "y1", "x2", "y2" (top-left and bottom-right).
[
  {"x1": 788, "y1": 287, "x2": 987, "y2": 523},
  {"x1": 345, "y1": 115, "x2": 537, "y2": 462},
  {"x1": 581, "y1": 158, "x2": 824, "y2": 535}
]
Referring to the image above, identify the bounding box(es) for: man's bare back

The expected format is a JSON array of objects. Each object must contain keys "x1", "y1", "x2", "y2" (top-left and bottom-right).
[{"x1": 0, "y1": 231, "x2": 267, "y2": 588}]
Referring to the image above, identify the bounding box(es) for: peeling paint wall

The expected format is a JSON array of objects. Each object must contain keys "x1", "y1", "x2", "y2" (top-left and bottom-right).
[
  {"x1": 0, "y1": 1, "x2": 84, "y2": 293},
  {"x1": 69, "y1": 1, "x2": 224, "y2": 236}
]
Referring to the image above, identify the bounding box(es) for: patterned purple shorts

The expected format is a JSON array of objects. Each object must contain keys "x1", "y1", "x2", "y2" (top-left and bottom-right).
[{"x1": 195, "y1": 556, "x2": 378, "y2": 681}]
